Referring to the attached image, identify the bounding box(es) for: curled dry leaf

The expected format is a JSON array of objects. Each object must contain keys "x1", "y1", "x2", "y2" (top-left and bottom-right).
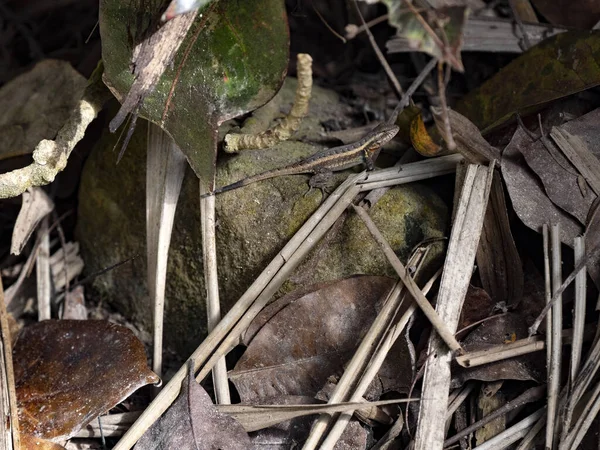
[
  {"x1": 231, "y1": 276, "x2": 413, "y2": 403},
  {"x1": 14, "y1": 320, "x2": 159, "y2": 442},
  {"x1": 136, "y1": 362, "x2": 250, "y2": 450},
  {"x1": 452, "y1": 313, "x2": 544, "y2": 388},
  {"x1": 502, "y1": 127, "x2": 583, "y2": 244}
]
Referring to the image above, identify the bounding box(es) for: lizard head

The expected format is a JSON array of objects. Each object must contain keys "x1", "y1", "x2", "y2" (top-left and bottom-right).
[{"x1": 366, "y1": 123, "x2": 400, "y2": 155}]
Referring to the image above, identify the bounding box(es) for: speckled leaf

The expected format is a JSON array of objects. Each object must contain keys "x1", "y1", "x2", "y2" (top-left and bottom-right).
[
  {"x1": 230, "y1": 276, "x2": 412, "y2": 403},
  {"x1": 457, "y1": 30, "x2": 600, "y2": 133},
  {"x1": 100, "y1": 0, "x2": 289, "y2": 182},
  {"x1": 14, "y1": 320, "x2": 159, "y2": 441}
]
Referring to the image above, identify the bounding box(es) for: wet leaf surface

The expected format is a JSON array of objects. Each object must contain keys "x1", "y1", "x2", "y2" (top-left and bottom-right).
[
  {"x1": 14, "y1": 320, "x2": 159, "y2": 441},
  {"x1": 136, "y1": 363, "x2": 250, "y2": 450},
  {"x1": 457, "y1": 31, "x2": 600, "y2": 132},
  {"x1": 100, "y1": 0, "x2": 289, "y2": 181},
  {"x1": 230, "y1": 276, "x2": 412, "y2": 403},
  {"x1": 452, "y1": 313, "x2": 544, "y2": 387}
]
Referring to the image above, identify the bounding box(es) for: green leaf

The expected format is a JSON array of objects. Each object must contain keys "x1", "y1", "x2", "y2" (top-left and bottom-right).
[
  {"x1": 457, "y1": 30, "x2": 600, "y2": 133},
  {"x1": 100, "y1": 0, "x2": 289, "y2": 181}
]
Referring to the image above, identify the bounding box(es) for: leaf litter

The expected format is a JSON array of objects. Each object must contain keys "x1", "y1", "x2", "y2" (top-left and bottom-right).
[{"x1": 8, "y1": 0, "x2": 600, "y2": 449}]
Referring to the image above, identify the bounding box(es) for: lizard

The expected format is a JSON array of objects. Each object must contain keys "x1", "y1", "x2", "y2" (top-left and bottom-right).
[{"x1": 201, "y1": 121, "x2": 400, "y2": 198}]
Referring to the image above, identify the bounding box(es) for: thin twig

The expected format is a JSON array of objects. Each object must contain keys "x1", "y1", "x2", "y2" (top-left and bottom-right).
[
  {"x1": 311, "y1": 1, "x2": 346, "y2": 43},
  {"x1": 199, "y1": 179, "x2": 230, "y2": 404},
  {"x1": 353, "y1": 0, "x2": 403, "y2": 97},
  {"x1": 0, "y1": 278, "x2": 20, "y2": 449},
  {"x1": 352, "y1": 205, "x2": 462, "y2": 353},
  {"x1": 546, "y1": 224, "x2": 562, "y2": 449},
  {"x1": 444, "y1": 386, "x2": 545, "y2": 446},
  {"x1": 436, "y1": 61, "x2": 456, "y2": 151}
]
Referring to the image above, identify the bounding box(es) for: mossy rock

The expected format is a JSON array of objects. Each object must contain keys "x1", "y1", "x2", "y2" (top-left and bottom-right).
[{"x1": 77, "y1": 81, "x2": 449, "y2": 357}]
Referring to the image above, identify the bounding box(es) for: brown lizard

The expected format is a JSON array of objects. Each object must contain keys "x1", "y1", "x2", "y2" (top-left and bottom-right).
[{"x1": 202, "y1": 122, "x2": 400, "y2": 197}]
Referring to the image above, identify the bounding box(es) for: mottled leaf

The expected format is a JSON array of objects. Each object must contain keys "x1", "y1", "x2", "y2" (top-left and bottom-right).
[
  {"x1": 230, "y1": 276, "x2": 412, "y2": 403},
  {"x1": 14, "y1": 320, "x2": 159, "y2": 441},
  {"x1": 452, "y1": 313, "x2": 544, "y2": 387},
  {"x1": 502, "y1": 127, "x2": 583, "y2": 244},
  {"x1": 457, "y1": 30, "x2": 600, "y2": 132},
  {"x1": 100, "y1": 0, "x2": 289, "y2": 181},
  {"x1": 136, "y1": 362, "x2": 250, "y2": 449}
]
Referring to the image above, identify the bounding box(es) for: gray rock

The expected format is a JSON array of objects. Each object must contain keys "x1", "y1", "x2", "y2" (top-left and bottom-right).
[{"x1": 77, "y1": 81, "x2": 449, "y2": 357}]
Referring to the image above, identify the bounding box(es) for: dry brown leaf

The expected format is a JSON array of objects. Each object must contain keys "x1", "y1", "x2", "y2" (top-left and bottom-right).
[
  {"x1": 451, "y1": 313, "x2": 544, "y2": 387},
  {"x1": 432, "y1": 108, "x2": 501, "y2": 163},
  {"x1": 502, "y1": 127, "x2": 583, "y2": 245},
  {"x1": 518, "y1": 136, "x2": 592, "y2": 224},
  {"x1": 14, "y1": 320, "x2": 159, "y2": 441},
  {"x1": 230, "y1": 276, "x2": 412, "y2": 403},
  {"x1": 21, "y1": 435, "x2": 67, "y2": 449},
  {"x1": 476, "y1": 173, "x2": 524, "y2": 307},
  {"x1": 137, "y1": 362, "x2": 250, "y2": 449}
]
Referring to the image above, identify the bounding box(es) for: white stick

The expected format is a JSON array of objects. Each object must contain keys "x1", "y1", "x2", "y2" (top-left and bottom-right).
[{"x1": 146, "y1": 124, "x2": 187, "y2": 378}]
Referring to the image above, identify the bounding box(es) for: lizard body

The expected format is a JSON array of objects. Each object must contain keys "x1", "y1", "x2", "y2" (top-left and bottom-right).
[{"x1": 203, "y1": 122, "x2": 399, "y2": 197}]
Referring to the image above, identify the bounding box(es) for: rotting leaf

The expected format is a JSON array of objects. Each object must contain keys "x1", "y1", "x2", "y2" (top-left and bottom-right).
[
  {"x1": 502, "y1": 127, "x2": 583, "y2": 245},
  {"x1": 100, "y1": 0, "x2": 289, "y2": 183},
  {"x1": 451, "y1": 313, "x2": 544, "y2": 388},
  {"x1": 457, "y1": 30, "x2": 600, "y2": 132},
  {"x1": 382, "y1": 1, "x2": 468, "y2": 71},
  {"x1": 136, "y1": 362, "x2": 250, "y2": 450},
  {"x1": 14, "y1": 320, "x2": 159, "y2": 441},
  {"x1": 230, "y1": 276, "x2": 412, "y2": 403}
]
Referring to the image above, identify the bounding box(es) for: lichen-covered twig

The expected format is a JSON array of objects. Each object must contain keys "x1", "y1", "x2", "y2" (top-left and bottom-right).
[
  {"x1": 0, "y1": 63, "x2": 112, "y2": 199},
  {"x1": 224, "y1": 53, "x2": 313, "y2": 153}
]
